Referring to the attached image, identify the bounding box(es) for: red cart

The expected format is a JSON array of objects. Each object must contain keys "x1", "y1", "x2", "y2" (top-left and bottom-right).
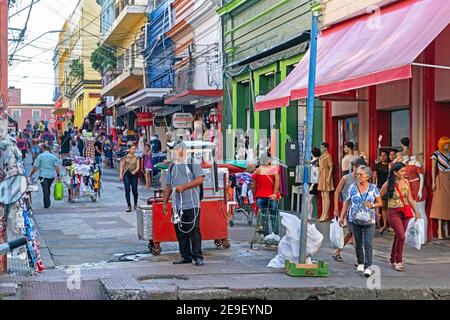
[{"x1": 148, "y1": 200, "x2": 229, "y2": 255}]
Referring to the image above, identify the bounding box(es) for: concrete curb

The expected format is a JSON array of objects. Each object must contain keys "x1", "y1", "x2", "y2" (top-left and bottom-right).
[{"x1": 102, "y1": 285, "x2": 450, "y2": 300}]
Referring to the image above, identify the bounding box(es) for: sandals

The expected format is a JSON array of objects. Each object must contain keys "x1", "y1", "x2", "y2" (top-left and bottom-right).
[
  {"x1": 332, "y1": 254, "x2": 343, "y2": 262},
  {"x1": 394, "y1": 263, "x2": 405, "y2": 272}
]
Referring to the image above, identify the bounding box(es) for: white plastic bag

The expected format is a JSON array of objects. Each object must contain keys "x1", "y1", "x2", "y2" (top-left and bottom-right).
[
  {"x1": 267, "y1": 212, "x2": 323, "y2": 268},
  {"x1": 306, "y1": 223, "x2": 323, "y2": 256},
  {"x1": 405, "y1": 218, "x2": 425, "y2": 250},
  {"x1": 329, "y1": 218, "x2": 344, "y2": 249}
]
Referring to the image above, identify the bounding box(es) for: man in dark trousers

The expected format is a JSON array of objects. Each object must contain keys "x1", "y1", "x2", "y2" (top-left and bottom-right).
[
  {"x1": 163, "y1": 141, "x2": 205, "y2": 266},
  {"x1": 28, "y1": 144, "x2": 60, "y2": 208}
]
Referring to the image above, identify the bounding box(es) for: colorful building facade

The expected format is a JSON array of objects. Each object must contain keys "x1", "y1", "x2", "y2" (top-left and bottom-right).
[
  {"x1": 97, "y1": 0, "x2": 149, "y2": 130},
  {"x1": 321, "y1": 0, "x2": 450, "y2": 237},
  {"x1": 218, "y1": 0, "x2": 322, "y2": 210},
  {"x1": 54, "y1": 0, "x2": 103, "y2": 129}
]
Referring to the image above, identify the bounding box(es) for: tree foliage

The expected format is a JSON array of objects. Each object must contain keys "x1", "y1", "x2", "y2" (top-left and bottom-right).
[{"x1": 90, "y1": 43, "x2": 117, "y2": 73}]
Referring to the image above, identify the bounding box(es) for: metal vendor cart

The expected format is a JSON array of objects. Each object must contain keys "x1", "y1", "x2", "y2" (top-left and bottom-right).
[{"x1": 136, "y1": 141, "x2": 230, "y2": 255}]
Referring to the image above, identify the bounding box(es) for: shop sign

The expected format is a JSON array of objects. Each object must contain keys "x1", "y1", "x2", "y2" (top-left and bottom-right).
[
  {"x1": 104, "y1": 107, "x2": 113, "y2": 116},
  {"x1": 172, "y1": 113, "x2": 194, "y2": 129},
  {"x1": 154, "y1": 116, "x2": 166, "y2": 127},
  {"x1": 136, "y1": 112, "x2": 154, "y2": 127},
  {"x1": 48, "y1": 118, "x2": 56, "y2": 124}
]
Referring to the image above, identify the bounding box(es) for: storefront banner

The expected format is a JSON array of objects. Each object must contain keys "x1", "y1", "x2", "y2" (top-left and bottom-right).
[
  {"x1": 104, "y1": 108, "x2": 113, "y2": 116},
  {"x1": 136, "y1": 112, "x2": 154, "y2": 127},
  {"x1": 154, "y1": 116, "x2": 166, "y2": 127},
  {"x1": 173, "y1": 113, "x2": 194, "y2": 129}
]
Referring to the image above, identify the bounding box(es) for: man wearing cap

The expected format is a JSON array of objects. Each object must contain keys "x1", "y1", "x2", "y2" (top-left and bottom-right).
[{"x1": 162, "y1": 141, "x2": 206, "y2": 266}]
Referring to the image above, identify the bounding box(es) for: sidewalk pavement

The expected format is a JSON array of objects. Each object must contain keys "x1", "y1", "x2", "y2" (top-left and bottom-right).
[
  {"x1": 1, "y1": 160, "x2": 450, "y2": 300},
  {"x1": 2, "y1": 219, "x2": 450, "y2": 300}
]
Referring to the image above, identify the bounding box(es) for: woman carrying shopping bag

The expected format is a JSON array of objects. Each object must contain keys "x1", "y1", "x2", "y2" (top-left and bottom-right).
[
  {"x1": 380, "y1": 162, "x2": 420, "y2": 272},
  {"x1": 340, "y1": 166, "x2": 382, "y2": 277}
]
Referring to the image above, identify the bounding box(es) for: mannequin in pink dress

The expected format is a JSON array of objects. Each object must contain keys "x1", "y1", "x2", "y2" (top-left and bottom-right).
[{"x1": 405, "y1": 155, "x2": 428, "y2": 243}]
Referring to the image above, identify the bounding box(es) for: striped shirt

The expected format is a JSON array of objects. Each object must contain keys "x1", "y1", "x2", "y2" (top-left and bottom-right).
[{"x1": 432, "y1": 151, "x2": 450, "y2": 172}]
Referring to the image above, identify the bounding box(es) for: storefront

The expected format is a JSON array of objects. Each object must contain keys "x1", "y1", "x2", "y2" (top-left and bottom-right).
[{"x1": 255, "y1": 0, "x2": 450, "y2": 237}]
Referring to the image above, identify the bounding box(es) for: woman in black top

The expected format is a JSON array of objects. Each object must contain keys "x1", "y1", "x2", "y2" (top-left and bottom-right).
[
  {"x1": 373, "y1": 150, "x2": 390, "y2": 233},
  {"x1": 60, "y1": 131, "x2": 72, "y2": 158}
]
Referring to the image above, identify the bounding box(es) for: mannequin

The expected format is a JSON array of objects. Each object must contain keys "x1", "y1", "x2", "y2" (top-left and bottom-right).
[
  {"x1": 307, "y1": 147, "x2": 321, "y2": 220},
  {"x1": 400, "y1": 137, "x2": 410, "y2": 157},
  {"x1": 430, "y1": 136, "x2": 450, "y2": 240},
  {"x1": 341, "y1": 141, "x2": 355, "y2": 176},
  {"x1": 405, "y1": 154, "x2": 428, "y2": 242},
  {"x1": 318, "y1": 142, "x2": 334, "y2": 222}
]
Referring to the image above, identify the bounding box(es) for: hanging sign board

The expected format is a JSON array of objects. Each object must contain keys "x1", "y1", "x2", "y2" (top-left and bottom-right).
[
  {"x1": 172, "y1": 113, "x2": 194, "y2": 129},
  {"x1": 104, "y1": 107, "x2": 113, "y2": 116},
  {"x1": 136, "y1": 112, "x2": 154, "y2": 127},
  {"x1": 154, "y1": 116, "x2": 166, "y2": 127}
]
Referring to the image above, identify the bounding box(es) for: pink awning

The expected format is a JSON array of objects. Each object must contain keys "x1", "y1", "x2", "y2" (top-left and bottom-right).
[{"x1": 255, "y1": 0, "x2": 450, "y2": 111}]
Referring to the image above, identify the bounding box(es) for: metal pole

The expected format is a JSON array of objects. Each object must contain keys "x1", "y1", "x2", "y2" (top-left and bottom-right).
[{"x1": 299, "y1": 10, "x2": 319, "y2": 264}]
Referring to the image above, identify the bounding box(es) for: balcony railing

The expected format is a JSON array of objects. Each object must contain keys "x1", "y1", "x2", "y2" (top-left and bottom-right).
[
  {"x1": 115, "y1": 0, "x2": 147, "y2": 18},
  {"x1": 64, "y1": 74, "x2": 83, "y2": 98},
  {"x1": 102, "y1": 40, "x2": 145, "y2": 87},
  {"x1": 174, "y1": 64, "x2": 194, "y2": 93}
]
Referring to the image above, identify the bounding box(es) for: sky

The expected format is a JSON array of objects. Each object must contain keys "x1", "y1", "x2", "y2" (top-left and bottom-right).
[{"x1": 8, "y1": 0, "x2": 77, "y2": 104}]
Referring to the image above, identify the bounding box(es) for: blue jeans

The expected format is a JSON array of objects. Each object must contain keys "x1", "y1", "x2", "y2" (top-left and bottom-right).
[
  {"x1": 256, "y1": 198, "x2": 279, "y2": 235},
  {"x1": 350, "y1": 223, "x2": 375, "y2": 269}
]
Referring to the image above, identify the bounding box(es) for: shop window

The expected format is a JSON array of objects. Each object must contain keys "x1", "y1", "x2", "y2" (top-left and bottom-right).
[{"x1": 390, "y1": 109, "x2": 410, "y2": 148}]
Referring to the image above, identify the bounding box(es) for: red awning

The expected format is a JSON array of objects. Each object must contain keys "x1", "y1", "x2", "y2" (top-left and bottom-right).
[{"x1": 255, "y1": 0, "x2": 450, "y2": 111}]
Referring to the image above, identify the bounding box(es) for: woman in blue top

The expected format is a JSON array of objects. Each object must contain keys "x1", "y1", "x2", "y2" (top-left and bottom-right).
[{"x1": 340, "y1": 165, "x2": 382, "y2": 277}]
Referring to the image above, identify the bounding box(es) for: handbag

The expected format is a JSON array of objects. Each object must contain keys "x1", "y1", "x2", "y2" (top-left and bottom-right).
[{"x1": 395, "y1": 185, "x2": 414, "y2": 219}]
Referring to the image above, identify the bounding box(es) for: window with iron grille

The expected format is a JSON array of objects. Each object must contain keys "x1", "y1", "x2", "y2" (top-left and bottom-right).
[
  {"x1": 32, "y1": 110, "x2": 41, "y2": 124},
  {"x1": 12, "y1": 110, "x2": 21, "y2": 122}
]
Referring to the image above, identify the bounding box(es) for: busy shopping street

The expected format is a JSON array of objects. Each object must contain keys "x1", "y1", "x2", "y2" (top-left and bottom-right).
[{"x1": 0, "y1": 0, "x2": 450, "y2": 303}]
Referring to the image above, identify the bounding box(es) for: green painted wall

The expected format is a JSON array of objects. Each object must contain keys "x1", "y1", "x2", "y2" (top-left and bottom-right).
[{"x1": 222, "y1": 0, "x2": 311, "y2": 64}]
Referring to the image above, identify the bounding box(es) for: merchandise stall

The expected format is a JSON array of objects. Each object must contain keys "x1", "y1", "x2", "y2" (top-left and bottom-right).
[
  {"x1": 137, "y1": 141, "x2": 230, "y2": 255},
  {"x1": 63, "y1": 157, "x2": 102, "y2": 203}
]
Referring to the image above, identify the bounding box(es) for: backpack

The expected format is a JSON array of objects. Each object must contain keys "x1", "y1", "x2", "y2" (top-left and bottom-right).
[{"x1": 169, "y1": 163, "x2": 204, "y2": 201}]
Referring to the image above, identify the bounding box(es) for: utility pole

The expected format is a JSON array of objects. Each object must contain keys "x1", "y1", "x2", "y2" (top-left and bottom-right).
[
  {"x1": 299, "y1": 7, "x2": 320, "y2": 264},
  {"x1": 0, "y1": 0, "x2": 9, "y2": 274}
]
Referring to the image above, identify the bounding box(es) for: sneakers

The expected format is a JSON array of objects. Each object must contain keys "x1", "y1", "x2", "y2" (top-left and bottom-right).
[
  {"x1": 195, "y1": 258, "x2": 204, "y2": 266},
  {"x1": 357, "y1": 264, "x2": 365, "y2": 272},
  {"x1": 173, "y1": 259, "x2": 192, "y2": 265},
  {"x1": 364, "y1": 268, "x2": 374, "y2": 277}
]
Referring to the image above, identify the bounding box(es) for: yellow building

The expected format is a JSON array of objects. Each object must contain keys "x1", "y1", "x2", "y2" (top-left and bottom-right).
[{"x1": 54, "y1": 0, "x2": 102, "y2": 129}]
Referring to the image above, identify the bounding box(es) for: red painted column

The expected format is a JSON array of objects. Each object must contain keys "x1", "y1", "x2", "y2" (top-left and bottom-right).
[
  {"x1": 424, "y1": 41, "x2": 436, "y2": 240},
  {"x1": 325, "y1": 101, "x2": 338, "y2": 219},
  {"x1": 368, "y1": 86, "x2": 378, "y2": 168},
  {"x1": 0, "y1": 0, "x2": 8, "y2": 274}
]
